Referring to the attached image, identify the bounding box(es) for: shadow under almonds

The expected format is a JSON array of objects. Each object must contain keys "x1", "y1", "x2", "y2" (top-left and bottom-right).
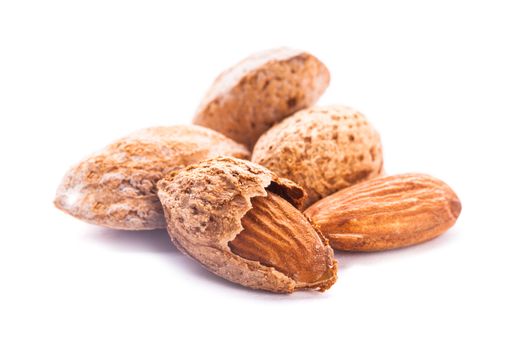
[
  {"x1": 86, "y1": 227, "x2": 177, "y2": 254},
  {"x1": 83, "y1": 226, "x2": 280, "y2": 295},
  {"x1": 84, "y1": 226, "x2": 337, "y2": 298},
  {"x1": 83, "y1": 225, "x2": 460, "y2": 296},
  {"x1": 334, "y1": 227, "x2": 461, "y2": 270}
]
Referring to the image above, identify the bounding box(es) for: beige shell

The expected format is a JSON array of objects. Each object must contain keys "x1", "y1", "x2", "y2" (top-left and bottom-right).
[
  {"x1": 157, "y1": 157, "x2": 337, "y2": 293},
  {"x1": 252, "y1": 105, "x2": 384, "y2": 209},
  {"x1": 54, "y1": 125, "x2": 250, "y2": 230},
  {"x1": 193, "y1": 47, "x2": 330, "y2": 149}
]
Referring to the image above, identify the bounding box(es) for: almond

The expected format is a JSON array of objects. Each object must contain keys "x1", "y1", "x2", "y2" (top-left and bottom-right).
[
  {"x1": 54, "y1": 125, "x2": 250, "y2": 230},
  {"x1": 229, "y1": 192, "x2": 336, "y2": 289},
  {"x1": 157, "y1": 157, "x2": 337, "y2": 293},
  {"x1": 304, "y1": 173, "x2": 461, "y2": 251},
  {"x1": 193, "y1": 47, "x2": 330, "y2": 149},
  {"x1": 252, "y1": 105, "x2": 383, "y2": 209}
]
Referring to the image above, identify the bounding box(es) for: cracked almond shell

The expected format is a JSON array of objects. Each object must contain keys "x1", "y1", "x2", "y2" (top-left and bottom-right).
[
  {"x1": 157, "y1": 157, "x2": 337, "y2": 293},
  {"x1": 252, "y1": 105, "x2": 384, "y2": 209},
  {"x1": 193, "y1": 47, "x2": 330, "y2": 149},
  {"x1": 54, "y1": 125, "x2": 250, "y2": 230}
]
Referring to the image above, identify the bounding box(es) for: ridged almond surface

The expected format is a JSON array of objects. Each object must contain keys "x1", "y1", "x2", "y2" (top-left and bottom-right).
[
  {"x1": 304, "y1": 173, "x2": 461, "y2": 251},
  {"x1": 157, "y1": 157, "x2": 337, "y2": 293},
  {"x1": 193, "y1": 47, "x2": 330, "y2": 149},
  {"x1": 229, "y1": 192, "x2": 336, "y2": 289}
]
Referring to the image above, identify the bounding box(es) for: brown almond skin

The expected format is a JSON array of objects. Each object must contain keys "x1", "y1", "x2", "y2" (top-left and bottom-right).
[
  {"x1": 252, "y1": 105, "x2": 383, "y2": 209},
  {"x1": 193, "y1": 47, "x2": 330, "y2": 149},
  {"x1": 157, "y1": 157, "x2": 337, "y2": 293},
  {"x1": 304, "y1": 173, "x2": 461, "y2": 251},
  {"x1": 55, "y1": 125, "x2": 250, "y2": 230},
  {"x1": 229, "y1": 192, "x2": 336, "y2": 288}
]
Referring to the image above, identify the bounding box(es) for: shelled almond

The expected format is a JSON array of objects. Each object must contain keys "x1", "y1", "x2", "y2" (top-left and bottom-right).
[{"x1": 304, "y1": 173, "x2": 461, "y2": 251}]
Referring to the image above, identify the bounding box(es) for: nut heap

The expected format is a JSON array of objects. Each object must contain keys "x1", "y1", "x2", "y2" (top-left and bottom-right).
[{"x1": 55, "y1": 47, "x2": 462, "y2": 293}]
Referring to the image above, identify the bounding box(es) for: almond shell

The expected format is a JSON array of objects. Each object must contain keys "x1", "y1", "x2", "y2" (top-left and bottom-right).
[
  {"x1": 157, "y1": 156, "x2": 336, "y2": 293},
  {"x1": 55, "y1": 125, "x2": 250, "y2": 230}
]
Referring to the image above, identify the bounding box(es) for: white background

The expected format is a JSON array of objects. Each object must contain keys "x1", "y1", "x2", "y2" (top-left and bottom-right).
[{"x1": 1, "y1": 1, "x2": 524, "y2": 349}]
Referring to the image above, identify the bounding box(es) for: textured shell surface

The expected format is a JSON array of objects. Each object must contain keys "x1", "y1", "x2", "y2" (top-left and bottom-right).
[
  {"x1": 193, "y1": 47, "x2": 330, "y2": 149},
  {"x1": 252, "y1": 105, "x2": 384, "y2": 208},
  {"x1": 157, "y1": 157, "x2": 337, "y2": 293},
  {"x1": 55, "y1": 125, "x2": 250, "y2": 230}
]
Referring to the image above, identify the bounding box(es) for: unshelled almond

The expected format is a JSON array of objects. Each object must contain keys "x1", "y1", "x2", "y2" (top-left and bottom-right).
[
  {"x1": 54, "y1": 125, "x2": 249, "y2": 230},
  {"x1": 252, "y1": 105, "x2": 383, "y2": 209},
  {"x1": 304, "y1": 173, "x2": 461, "y2": 251},
  {"x1": 157, "y1": 157, "x2": 337, "y2": 293},
  {"x1": 193, "y1": 47, "x2": 330, "y2": 149}
]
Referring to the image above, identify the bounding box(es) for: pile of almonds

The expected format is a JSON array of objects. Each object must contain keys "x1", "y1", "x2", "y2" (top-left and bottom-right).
[{"x1": 55, "y1": 48, "x2": 461, "y2": 293}]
